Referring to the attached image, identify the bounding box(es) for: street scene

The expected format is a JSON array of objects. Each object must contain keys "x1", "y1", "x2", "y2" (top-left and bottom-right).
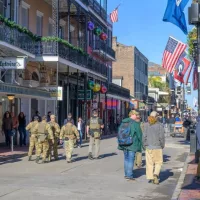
[{"x1": 0, "y1": 0, "x2": 200, "y2": 199}]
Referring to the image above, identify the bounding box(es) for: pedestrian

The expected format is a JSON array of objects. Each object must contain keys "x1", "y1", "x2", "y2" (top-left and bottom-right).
[
  {"x1": 18, "y1": 112, "x2": 27, "y2": 147},
  {"x1": 60, "y1": 119, "x2": 79, "y2": 163},
  {"x1": 47, "y1": 114, "x2": 60, "y2": 161},
  {"x1": 11, "y1": 112, "x2": 18, "y2": 145},
  {"x1": 143, "y1": 111, "x2": 165, "y2": 184},
  {"x1": 77, "y1": 117, "x2": 84, "y2": 148},
  {"x1": 63, "y1": 113, "x2": 74, "y2": 125},
  {"x1": 168, "y1": 114, "x2": 176, "y2": 133},
  {"x1": 2, "y1": 111, "x2": 13, "y2": 147},
  {"x1": 36, "y1": 116, "x2": 54, "y2": 164},
  {"x1": 118, "y1": 110, "x2": 142, "y2": 181},
  {"x1": 195, "y1": 116, "x2": 200, "y2": 183},
  {"x1": 26, "y1": 116, "x2": 39, "y2": 161},
  {"x1": 32, "y1": 111, "x2": 41, "y2": 122},
  {"x1": 87, "y1": 110, "x2": 104, "y2": 160},
  {"x1": 47, "y1": 111, "x2": 51, "y2": 122}
]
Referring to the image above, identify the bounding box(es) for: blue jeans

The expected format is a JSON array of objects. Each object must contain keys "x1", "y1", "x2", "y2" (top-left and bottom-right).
[
  {"x1": 18, "y1": 126, "x2": 26, "y2": 146},
  {"x1": 124, "y1": 150, "x2": 135, "y2": 178},
  {"x1": 78, "y1": 130, "x2": 82, "y2": 146}
]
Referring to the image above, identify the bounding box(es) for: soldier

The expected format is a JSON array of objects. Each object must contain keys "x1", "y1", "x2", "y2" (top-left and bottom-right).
[
  {"x1": 87, "y1": 110, "x2": 104, "y2": 160},
  {"x1": 47, "y1": 114, "x2": 60, "y2": 161},
  {"x1": 26, "y1": 116, "x2": 39, "y2": 161},
  {"x1": 60, "y1": 119, "x2": 79, "y2": 163},
  {"x1": 36, "y1": 116, "x2": 54, "y2": 164}
]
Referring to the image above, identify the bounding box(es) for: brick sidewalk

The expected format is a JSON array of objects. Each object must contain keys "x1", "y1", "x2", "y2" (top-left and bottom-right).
[{"x1": 178, "y1": 155, "x2": 200, "y2": 200}]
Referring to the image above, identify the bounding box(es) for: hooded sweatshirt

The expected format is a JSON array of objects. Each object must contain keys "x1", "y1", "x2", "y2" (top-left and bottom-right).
[
  {"x1": 196, "y1": 116, "x2": 200, "y2": 150},
  {"x1": 118, "y1": 118, "x2": 142, "y2": 152}
]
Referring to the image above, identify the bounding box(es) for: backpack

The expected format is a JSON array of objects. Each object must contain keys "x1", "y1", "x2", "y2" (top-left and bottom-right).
[
  {"x1": 90, "y1": 117, "x2": 100, "y2": 130},
  {"x1": 117, "y1": 121, "x2": 133, "y2": 146},
  {"x1": 64, "y1": 124, "x2": 73, "y2": 136}
]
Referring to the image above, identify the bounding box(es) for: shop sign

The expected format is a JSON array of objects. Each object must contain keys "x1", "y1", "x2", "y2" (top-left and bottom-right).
[
  {"x1": 78, "y1": 90, "x2": 92, "y2": 100},
  {"x1": 45, "y1": 87, "x2": 63, "y2": 101},
  {"x1": 0, "y1": 57, "x2": 26, "y2": 69}
]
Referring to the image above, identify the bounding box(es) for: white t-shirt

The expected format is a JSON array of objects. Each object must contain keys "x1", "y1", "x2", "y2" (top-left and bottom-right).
[{"x1": 78, "y1": 122, "x2": 81, "y2": 131}]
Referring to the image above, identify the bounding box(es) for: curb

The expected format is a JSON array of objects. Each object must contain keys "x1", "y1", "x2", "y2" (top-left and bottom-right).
[{"x1": 171, "y1": 152, "x2": 191, "y2": 200}]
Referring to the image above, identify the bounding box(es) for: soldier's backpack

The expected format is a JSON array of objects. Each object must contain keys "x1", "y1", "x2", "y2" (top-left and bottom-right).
[
  {"x1": 89, "y1": 117, "x2": 100, "y2": 138},
  {"x1": 37, "y1": 122, "x2": 47, "y2": 142},
  {"x1": 64, "y1": 124, "x2": 73, "y2": 140},
  {"x1": 117, "y1": 121, "x2": 133, "y2": 146}
]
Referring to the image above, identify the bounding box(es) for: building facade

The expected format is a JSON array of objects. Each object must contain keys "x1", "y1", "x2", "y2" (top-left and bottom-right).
[{"x1": 0, "y1": 0, "x2": 130, "y2": 143}]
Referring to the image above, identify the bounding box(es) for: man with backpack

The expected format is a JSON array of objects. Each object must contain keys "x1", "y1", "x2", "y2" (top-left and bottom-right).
[
  {"x1": 26, "y1": 116, "x2": 39, "y2": 161},
  {"x1": 35, "y1": 116, "x2": 54, "y2": 164},
  {"x1": 118, "y1": 110, "x2": 142, "y2": 181},
  {"x1": 87, "y1": 110, "x2": 104, "y2": 160},
  {"x1": 60, "y1": 119, "x2": 79, "y2": 163}
]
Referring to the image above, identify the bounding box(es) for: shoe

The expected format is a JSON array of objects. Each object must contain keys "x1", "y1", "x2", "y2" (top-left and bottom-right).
[
  {"x1": 28, "y1": 156, "x2": 32, "y2": 161},
  {"x1": 95, "y1": 156, "x2": 102, "y2": 159},
  {"x1": 126, "y1": 178, "x2": 135, "y2": 181},
  {"x1": 124, "y1": 176, "x2": 129, "y2": 179},
  {"x1": 88, "y1": 153, "x2": 94, "y2": 160},
  {"x1": 67, "y1": 160, "x2": 72, "y2": 163},
  {"x1": 35, "y1": 157, "x2": 40, "y2": 164},
  {"x1": 153, "y1": 175, "x2": 159, "y2": 185},
  {"x1": 78, "y1": 146, "x2": 81, "y2": 148},
  {"x1": 148, "y1": 180, "x2": 154, "y2": 184}
]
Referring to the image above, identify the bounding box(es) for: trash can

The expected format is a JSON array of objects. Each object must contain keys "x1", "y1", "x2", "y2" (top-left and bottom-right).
[{"x1": 190, "y1": 128, "x2": 196, "y2": 153}]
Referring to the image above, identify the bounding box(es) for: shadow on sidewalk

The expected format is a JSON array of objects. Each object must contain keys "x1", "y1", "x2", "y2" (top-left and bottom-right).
[
  {"x1": 159, "y1": 169, "x2": 174, "y2": 183},
  {"x1": 133, "y1": 168, "x2": 146, "y2": 179},
  {"x1": 163, "y1": 155, "x2": 171, "y2": 163},
  {"x1": 0, "y1": 153, "x2": 27, "y2": 165},
  {"x1": 181, "y1": 174, "x2": 200, "y2": 190}
]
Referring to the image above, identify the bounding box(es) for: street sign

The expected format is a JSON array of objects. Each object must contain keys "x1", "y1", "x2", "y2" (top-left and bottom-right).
[{"x1": 78, "y1": 90, "x2": 92, "y2": 100}]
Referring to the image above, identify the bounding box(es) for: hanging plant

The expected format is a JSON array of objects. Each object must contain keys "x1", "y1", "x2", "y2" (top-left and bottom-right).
[
  {"x1": 93, "y1": 83, "x2": 101, "y2": 92},
  {"x1": 87, "y1": 21, "x2": 94, "y2": 31},
  {"x1": 100, "y1": 33, "x2": 108, "y2": 41},
  {"x1": 88, "y1": 80, "x2": 95, "y2": 90},
  {"x1": 100, "y1": 85, "x2": 107, "y2": 94},
  {"x1": 94, "y1": 27, "x2": 102, "y2": 36}
]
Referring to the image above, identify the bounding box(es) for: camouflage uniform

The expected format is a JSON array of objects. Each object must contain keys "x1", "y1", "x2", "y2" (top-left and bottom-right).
[
  {"x1": 47, "y1": 122, "x2": 60, "y2": 161},
  {"x1": 60, "y1": 123, "x2": 79, "y2": 162},
  {"x1": 36, "y1": 120, "x2": 54, "y2": 163},
  {"x1": 26, "y1": 121, "x2": 39, "y2": 160}
]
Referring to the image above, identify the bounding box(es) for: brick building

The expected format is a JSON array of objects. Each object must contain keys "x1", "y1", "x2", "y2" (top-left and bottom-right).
[{"x1": 112, "y1": 37, "x2": 148, "y2": 100}]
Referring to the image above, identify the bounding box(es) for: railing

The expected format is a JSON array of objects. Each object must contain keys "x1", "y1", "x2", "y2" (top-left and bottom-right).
[
  {"x1": 108, "y1": 83, "x2": 130, "y2": 99},
  {"x1": 0, "y1": 22, "x2": 36, "y2": 54},
  {"x1": 94, "y1": 40, "x2": 115, "y2": 59},
  {"x1": 36, "y1": 41, "x2": 108, "y2": 77}
]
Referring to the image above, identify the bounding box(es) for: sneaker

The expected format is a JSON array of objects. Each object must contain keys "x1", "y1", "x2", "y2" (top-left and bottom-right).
[
  {"x1": 78, "y1": 146, "x2": 81, "y2": 148},
  {"x1": 153, "y1": 175, "x2": 159, "y2": 185},
  {"x1": 88, "y1": 153, "x2": 94, "y2": 160},
  {"x1": 126, "y1": 178, "x2": 135, "y2": 181}
]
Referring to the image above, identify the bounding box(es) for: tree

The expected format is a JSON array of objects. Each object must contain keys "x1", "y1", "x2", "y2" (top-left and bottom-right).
[{"x1": 187, "y1": 27, "x2": 197, "y2": 58}]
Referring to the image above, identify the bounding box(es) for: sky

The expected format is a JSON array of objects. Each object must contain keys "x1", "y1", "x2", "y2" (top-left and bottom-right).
[{"x1": 107, "y1": 0, "x2": 197, "y2": 109}]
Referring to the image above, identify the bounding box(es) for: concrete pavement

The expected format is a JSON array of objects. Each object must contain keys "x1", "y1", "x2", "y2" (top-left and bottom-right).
[{"x1": 0, "y1": 136, "x2": 189, "y2": 200}]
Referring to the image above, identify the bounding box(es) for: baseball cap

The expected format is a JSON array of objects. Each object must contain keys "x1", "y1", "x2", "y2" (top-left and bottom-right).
[
  {"x1": 129, "y1": 110, "x2": 139, "y2": 117},
  {"x1": 150, "y1": 111, "x2": 158, "y2": 117}
]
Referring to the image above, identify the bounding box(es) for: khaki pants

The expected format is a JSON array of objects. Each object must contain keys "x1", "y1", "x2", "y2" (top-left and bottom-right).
[
  {"x1": 88, "y1": 136, "x2": 100, "y2": 158},
  {"x1": 146, "y1": 149, "x2": 163, "y2": 180},
  {"x1": 28, "y1": 135, "x2": 38, "y2": 157},
  {"x1": 65, "y1": 139, "x2": 74, "y2": 162},
  {"x1": 47, "y1": 138, "x2": 58, "y2": 160},
  {"x1": 37, "y1": 140, "x2": 49, "y2": 161},
  {"x1": 134, "y1": 152, "x2": 142, "y2": 168}
]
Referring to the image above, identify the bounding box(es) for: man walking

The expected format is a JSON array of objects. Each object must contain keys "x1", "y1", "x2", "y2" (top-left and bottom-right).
[
  {"x1": 60, "y1": 120, "x2": 79, "y2": 163},
  {"x1": 87, "y1": 110, "x2": 104, "y2": 160},
  {"x1": 48, "y1": 115, "x2": 60, "y2": 161},
  {"x1": 36, "y1": 116, "x2": 54, "y2": 164},
  {"x1": 26, "y1": 116, "x2": 39, "y2": 161},
  {"x1": 143, "y1": 111, "x2": 165, "y2": 184},
  {"x1": 118, "y1": 110, "x2": 142, "y2": 181}
]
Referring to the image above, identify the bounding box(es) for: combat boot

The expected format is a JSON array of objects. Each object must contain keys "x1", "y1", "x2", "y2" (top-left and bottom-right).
[
  {"x1": 28, "y1": 156, "x2": 32, "y2": 161},
  {"x1": 35, "y1": 156, "x2": 40, "y2": 164},
  {"x1": 88, "y1": 152, "x2": 93, "y2": 160},
  {"x1": 153, "y1": 175, "x2": 159, "y2": 185}
]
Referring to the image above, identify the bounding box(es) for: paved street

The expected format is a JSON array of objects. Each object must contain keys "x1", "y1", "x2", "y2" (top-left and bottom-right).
[{"x1": 0, "y1": 136, "x2": 189, "y2": 200}]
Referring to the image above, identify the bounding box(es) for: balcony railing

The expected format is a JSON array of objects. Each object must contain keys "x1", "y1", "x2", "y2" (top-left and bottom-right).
[
  {"x1": 36, "y1": 41, "x2": 108, "y2": 77},
  {"x1": 0, "y1": 21, "x2": 36, "y2": 54},
  {"x1": 108, "y1": 83, "x2": 130, "y2": 99},
  {"x1": 93, "y1": 40, "x2": 115, "y2": 60}
]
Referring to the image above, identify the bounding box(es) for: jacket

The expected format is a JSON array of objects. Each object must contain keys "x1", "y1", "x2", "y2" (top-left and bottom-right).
[
  {"x1": 143, "y1": 122, "x2": 165, "y2": 149},
  {"x1": 60, "y1": 123, "x2": 79, "y2": 140},
  {"x1": 118, "y1": 118, "x2": 142, "y2": 152}
]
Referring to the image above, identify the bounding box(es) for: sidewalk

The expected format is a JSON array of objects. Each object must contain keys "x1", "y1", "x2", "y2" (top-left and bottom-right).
[{"x1": 178, "y1": 154, "x2": 200, "y2": 200}]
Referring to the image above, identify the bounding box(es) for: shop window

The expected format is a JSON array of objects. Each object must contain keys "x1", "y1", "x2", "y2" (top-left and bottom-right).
[{"x1": 32, "y1": 72, "x2": 39, "y2": 82}]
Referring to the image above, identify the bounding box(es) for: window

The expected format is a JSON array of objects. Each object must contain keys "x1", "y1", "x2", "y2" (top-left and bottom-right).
[
  {"x1": 36, "y1": 11, "x2": 43, "y2": 36},
  {"x1": 0, "y1": 0, "x2": 7, "y2": 17},
  {"x1": 21, "y1": 1, "x2": 30, "y2": 28},
  {"x1": 59, "y1": 19, "x2": 66, "y2": 39},
  {"x1": 48, "y1": 18, "x2": 53, "y2": 36}
]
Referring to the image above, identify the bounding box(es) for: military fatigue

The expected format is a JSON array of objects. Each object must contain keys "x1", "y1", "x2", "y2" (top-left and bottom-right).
[
  {"x1": 47, "y1": 122, "x2": 60, "y2": 161},
  {"x1": 26, "y1": 121, "x2": 39, "y2": 157},
  {"x1": 60, "y1": 123, "x2": 79, "y2": 162},
  {"x1": 36, "y1": 120, "x2": 54, "y2": 162}
]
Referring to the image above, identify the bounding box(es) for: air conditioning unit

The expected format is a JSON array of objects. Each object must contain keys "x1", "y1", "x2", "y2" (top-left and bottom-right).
[{"x1": 188, "y1": 3, "x2": 200, "y2": 25}]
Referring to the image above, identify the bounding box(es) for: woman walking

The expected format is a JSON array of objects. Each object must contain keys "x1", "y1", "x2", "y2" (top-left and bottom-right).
[
  {"x1": 2, "y1": 111, "x2": 13, "y2": 147},
  {"x1": 18, "y1": 112, "x2": 27, "y2": 147},
  {"x1": 143, "y1": 111, "x2": 165, "y2": 184},
  {"x1": 77, "y1": 117, "x2": 84, "y2": 148}
]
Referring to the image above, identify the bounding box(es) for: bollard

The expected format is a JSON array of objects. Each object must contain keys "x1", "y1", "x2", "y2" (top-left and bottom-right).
[{"x1": 190, "y1": 128, "x2": 196, "y2": 153}]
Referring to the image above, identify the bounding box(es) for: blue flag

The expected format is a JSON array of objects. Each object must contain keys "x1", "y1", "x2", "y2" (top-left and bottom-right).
[{"x1": 163, "y1": 0, "x2": 189, "y2": 34}]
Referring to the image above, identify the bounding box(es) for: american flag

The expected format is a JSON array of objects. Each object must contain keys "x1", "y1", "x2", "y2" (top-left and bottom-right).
[
  {"x1": 110, "y1": 7, "x2": 118, "y2": 23},
  {"x1": 162, "y1": 37, "x2": 187, "y2": 73},
  {"x1": 193, "y1": 62, "x2": 198, "y2": 90}
]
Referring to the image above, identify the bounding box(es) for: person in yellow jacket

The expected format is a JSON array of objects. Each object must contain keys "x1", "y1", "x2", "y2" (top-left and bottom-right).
[
  {"x1": 60, "y1": 120, "x2": 79, "y2": 163},
  {"x1": 26, "y1": 116, "x2": 39, "y2": 161}
]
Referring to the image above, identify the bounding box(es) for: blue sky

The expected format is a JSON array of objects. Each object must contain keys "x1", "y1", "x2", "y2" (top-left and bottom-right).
[{"x1": 107, "y1": 0, "x2": 197, "y2": 109}]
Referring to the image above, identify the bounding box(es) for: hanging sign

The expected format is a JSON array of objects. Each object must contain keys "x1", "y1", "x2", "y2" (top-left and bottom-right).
[
  {"x1": 0, "y1": 57, "x2": 26, "y2": 69},
  {"x1": 42, "y1": 87, "x2": 63, "y2": 100}
]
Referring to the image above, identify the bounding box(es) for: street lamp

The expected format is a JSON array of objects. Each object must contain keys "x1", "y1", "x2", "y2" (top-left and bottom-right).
[{"x1": 7, "y1": 94, "x2": 15, "y2": 101}]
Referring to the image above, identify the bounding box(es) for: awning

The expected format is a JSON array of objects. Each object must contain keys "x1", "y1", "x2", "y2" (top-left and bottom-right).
[
  {"x1": 0, "y1": 83, "x2": 51, "y2": 99},
  {"x1": 106, "y1": 93, "x2": 129, "y2": 102}
]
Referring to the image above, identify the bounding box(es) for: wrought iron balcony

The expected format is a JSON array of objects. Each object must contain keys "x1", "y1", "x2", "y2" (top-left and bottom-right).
[
  {"x1": 0, "y1": 21, "x2": 36, "y2": 55},
  {"x1": 93, "y1": 40, "x2": 115, "y2": 60},
  {"x1": 36, "y1": 41, "x2": 108, "y2": 77},
  {"x1": 108, "y1": 83, "x2": 130, "y2": 99}
]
